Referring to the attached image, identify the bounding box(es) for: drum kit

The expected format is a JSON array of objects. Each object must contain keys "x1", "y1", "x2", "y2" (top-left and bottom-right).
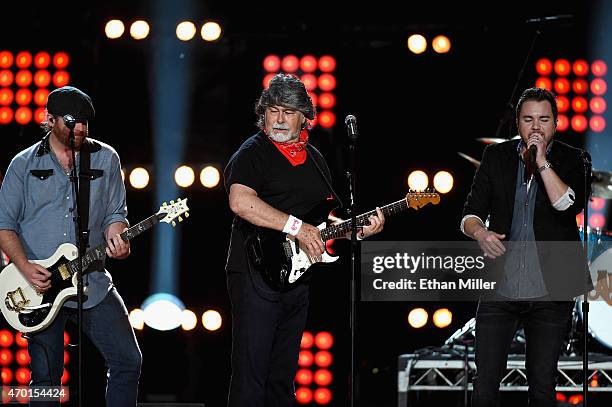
[{"x1": 457, "y1": 138, "x2": 612, "y2": 355}]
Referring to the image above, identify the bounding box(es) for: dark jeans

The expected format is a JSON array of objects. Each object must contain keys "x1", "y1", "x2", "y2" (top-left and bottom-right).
[
  {"x1": 227, "y1": 270, "x2": 309, "y2": 407},
  {"x1": 28, "y1": 288, "x2": 142, "y2": 407},
  {"x1": 472, "y1": 298, "x2": 573, "y2": 407}
]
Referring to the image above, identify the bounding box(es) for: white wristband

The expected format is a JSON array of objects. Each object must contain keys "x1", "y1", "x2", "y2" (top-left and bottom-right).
[{"x1": 283, "y1": 215, "x2": 303, "y2": 236}]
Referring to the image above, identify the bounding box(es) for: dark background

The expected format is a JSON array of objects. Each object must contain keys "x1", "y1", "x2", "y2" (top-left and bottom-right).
[{"x1": 1, "y1": 1, "x2": 610, "y2": 406}]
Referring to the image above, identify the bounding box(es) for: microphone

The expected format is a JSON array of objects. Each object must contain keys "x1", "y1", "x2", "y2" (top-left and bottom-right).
[
  {"x1": 528, "y1": 145, "x2": 537, "y2": 164},
  {"x1": 525, "y1": 14, "x2": 574, "y2": 25},
  {"x1": 63, "y1": 114, "x2": 76, "y2": 130},
  {"x1": 345, "y1": 114, "x2": 358, "y2": 142}
]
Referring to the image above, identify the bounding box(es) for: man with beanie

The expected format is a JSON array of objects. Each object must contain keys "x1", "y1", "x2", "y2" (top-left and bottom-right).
[
  {"x1": 223, "y1": 74, "x2": 384, "y2": 406},
  {"x1": 0, "y1": 86, "x2": 141, "y2": 406}
]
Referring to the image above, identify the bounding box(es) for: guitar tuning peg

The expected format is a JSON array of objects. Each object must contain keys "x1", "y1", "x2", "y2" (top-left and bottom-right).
[
  {"x1": 184, "y1": 212, "x2": 190, "y2": 218},
  {"x1": 171, "y1": 221, "x2": 176, "y2": 227},
  {"x1": 170, "y1": 200, "x2": 175, "y2": 205},
  {"x1": 178, "y1": 216, "x2": 183, "y2": 222}
]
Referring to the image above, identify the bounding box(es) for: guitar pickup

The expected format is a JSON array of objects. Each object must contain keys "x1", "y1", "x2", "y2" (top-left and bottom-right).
[{"x1": 58, "y1": 264, "x2": 71, "y2": 280}]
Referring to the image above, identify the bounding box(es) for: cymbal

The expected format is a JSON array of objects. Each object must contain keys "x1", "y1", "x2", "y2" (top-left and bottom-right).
[
  {"x1": 458, "y1": 152, "x2": 480, "y2": 167},
  {"x1": 592, "y1": 170, "x2": 612, "y2": 199},
  {"x1": 476, "y1": 137, "x2": 507, "y2": 145}
]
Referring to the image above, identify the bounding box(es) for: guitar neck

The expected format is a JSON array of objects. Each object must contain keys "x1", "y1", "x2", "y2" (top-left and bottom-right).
[
  {"x1": 320, "y1": 198, "x2": 408, "y2": 241},
  {"x1": 68, "y1": 213, "x2": 163, "y2": 276}
]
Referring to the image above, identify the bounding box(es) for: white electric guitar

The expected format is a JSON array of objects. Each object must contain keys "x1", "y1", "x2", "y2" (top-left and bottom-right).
[{"x1": 0, "y1": 199, "x2": 189, "y2": 333}]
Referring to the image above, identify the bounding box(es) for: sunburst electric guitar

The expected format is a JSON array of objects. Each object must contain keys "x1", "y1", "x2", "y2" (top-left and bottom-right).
[
  {"x1": 0, "y1": 199, "x2": 190, "y2": 333},
  {"x1": 247, "y1": 192, "x2": 440, "y2": 291}
]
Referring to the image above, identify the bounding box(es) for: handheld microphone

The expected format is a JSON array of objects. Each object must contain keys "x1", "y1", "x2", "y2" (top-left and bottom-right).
[
  {"x1": 345, "y1": 114, "x2": 358, "y2": 142},
  {"x1": 528, "y1": 145, "x2": 537, "y2": 164},
  {"x1": 63, "y1": 114, "x2": 76, "y2": 130}
]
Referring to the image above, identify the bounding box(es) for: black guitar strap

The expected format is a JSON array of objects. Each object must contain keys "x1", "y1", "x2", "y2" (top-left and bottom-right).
[
  {"x1": 76, "y1": 140, "x2": 103, "y2": 250},
  {"x1": 306, "y1": 144, "x2": 343, "y2": 208}
]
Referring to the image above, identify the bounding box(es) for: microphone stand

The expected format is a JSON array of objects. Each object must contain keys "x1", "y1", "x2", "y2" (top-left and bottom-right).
[
  {"x1": 68, "y1": 128, "x2": 85, "y2": 407},
  {"x1": 581, "y1": 151, "x2": 592, "y2": 406},
  {"x1": 347, "y1": 124, "x2": 358, "y2": 407}
]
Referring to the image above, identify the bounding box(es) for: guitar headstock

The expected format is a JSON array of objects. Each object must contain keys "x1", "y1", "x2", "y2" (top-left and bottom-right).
[
  {"x1": 405, "y1": 191, "x2": 440, "y2": 210},
  {"x1": 157, "y1": 198, "x2": 190, "y2": 226}
]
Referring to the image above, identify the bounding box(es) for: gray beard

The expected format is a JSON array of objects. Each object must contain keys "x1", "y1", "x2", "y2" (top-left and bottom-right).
[{"x1": 269, "y1": 130, "x2": 299, "y2": 143}]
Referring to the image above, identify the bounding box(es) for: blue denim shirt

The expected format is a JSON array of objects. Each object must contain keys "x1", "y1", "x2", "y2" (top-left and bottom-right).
[{"x1": 0, "y1": 135, "x2": 128, "y2": 308}]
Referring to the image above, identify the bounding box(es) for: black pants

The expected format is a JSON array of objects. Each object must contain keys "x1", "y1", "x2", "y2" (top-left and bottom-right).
[
  {"x1": 227, "y1": 270, "x2": 309, "y2": 407},
  {"x1": 472, "y1": 299, "x2": 573, "y2": 407}
]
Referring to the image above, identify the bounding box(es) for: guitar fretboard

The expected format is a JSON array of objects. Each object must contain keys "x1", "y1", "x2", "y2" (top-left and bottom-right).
[{"x1": 67, "y1": 213, "x2": 163, "y2": 276}]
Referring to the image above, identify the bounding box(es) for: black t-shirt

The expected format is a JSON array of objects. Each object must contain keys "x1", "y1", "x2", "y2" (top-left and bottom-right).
[{"x1": 224, "y1": 131, "x2": 333, "y2": 273}]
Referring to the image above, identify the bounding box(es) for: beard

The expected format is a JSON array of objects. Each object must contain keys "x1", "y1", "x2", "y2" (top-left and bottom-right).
[{"x1": 268, "y1": 126, "x2": 300, "y2": 143}]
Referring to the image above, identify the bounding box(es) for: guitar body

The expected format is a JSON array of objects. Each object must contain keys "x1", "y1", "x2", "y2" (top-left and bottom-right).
[{"x1": 0, "y1": 243, "x2": 83, "y2": 333}]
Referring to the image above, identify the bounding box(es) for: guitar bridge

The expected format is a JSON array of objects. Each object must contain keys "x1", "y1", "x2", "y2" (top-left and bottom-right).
[
  {"x1": 58, "y1": 263, "x2": 71, "y2": 280},
  {"x1": 282, "y1": 241, "x2": 293, "y2": 260},
  {"x1": 5, "y1": 287, "x2": 30, "y2": 312}
]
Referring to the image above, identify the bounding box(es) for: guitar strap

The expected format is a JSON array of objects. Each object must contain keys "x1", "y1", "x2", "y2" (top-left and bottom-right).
[
  {"x1": 306, "y1": 144, "x2": 343, "y2": 208},
  {"x1": 76, "y1": 140, "x2": 103, "y2": 251}
]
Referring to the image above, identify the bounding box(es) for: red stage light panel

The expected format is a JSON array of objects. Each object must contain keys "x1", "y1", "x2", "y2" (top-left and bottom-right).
[
  {"x1": 589, "y1": 116, "x2": 606, "y2": 133},
  {"x1": 34, "y1": 107, "x2": 46, "y2": 124},
  {"x1": 15, "y1": 332, "x2": 28, "y2": 348},
  {"x1": 15, "y1": 107, "x2": 32, "y2": 125},
  {"x1": 317, "y1": 110, "x2": 336, "y2": 128},
  {"x1": 572, "y1": 59, "x2": 589, "y2": 76},
  {"x1": 15, "y1": 51, "x2": 32, "y2": 68},
  {"x1": 295, "y1": 368, "x2": 313, "y2": 386},
  {"x1": 0, "y1": 51, "x2": 13, "y2": 68},
  {"x1": 53, "y1": 52, "x2": 70, "y2": 69},
  {"x1": 589, "y1": 214, "x2": 606, "y2": 229},
  {"x1": 535, "y1": 58, "x2": 552, "y2": 75},
  {"x1": 314, "y1": 332, "x2": 334, "y2": 350},
  {"x1": 318, "y1": 55, "x2": 336, "y2": 73},
  {"x1": 318, "y1": 93, "x2": 336, "y2": 109},
  {"x1": 15, "y1": 367, "x2": 30, "y2": 384},
  {"x1": 571, "y1": 96, "x2": 588, "y2": 113},
  {"x1": 535, "y1": 77, "x2": 552, "y2": 91},
  {"x1": 298, "y1": 350, "x2": 314, "y2": 367},
  {"x1": 590, "y1": 97, "x2": 606, "y2": 114},
  {"x1": 309, "y1": 92, "x2": 318, "y2": 108},
  {"x1": 314, "y1": 387, "x2": 332, "y2": 405},
  {"x1": 590, "y1": 198, "x2": 606, "y2": 211},
  {"x1": 553, "y1": 78, "x2": 570, "y2": 94},
  {"x1": 53, "y1": 71, "x2": 70, "y2": 87},
  {"x1": 314, "y1": 350, "x2": 333, "y2": 368},
  {"x1": 553, "y1": 59, "x2": 571, "y2": 76},
  {"x1": 34, "y1": 52, "x2": 51, "y2": 69},
  {"x1": 281, "y1": 55, "x2": 299, "y2": 73},
  {"x1": 0, "y1": 349, "x2": 13, "y2": 366},
  {"x1": 0, "y1": 88, "x2": 13, "y2": 106},
  {"x1": 314, "y1": 369, "x2": 333, "y2": 386},
  {"x1": 556, "y1": 95, "x2": 569, "y2": 113},
  {"x1": 572, "y1": 79, "x2": 588, "y2": 94},
  {"x1": 300, "y1": 55, "x2": 318, "y2": 73},
  {"x1": 590, "y1": 79, "x2": 607, "y2": 96},
  {"x1": 300, "y1": 74, "x2": 317, "y2": 91},
  {"x1": 0, "y1": 330, "x2": 13, "y2": 347},
  {"x1": 34, "y1": 88, "x2": 49, "y2": 106},
  {"x1": 34, "y1": 70, "x2": 52, "y2": 87},
  {"x1": 263, "y1": 55, "x2": 281, "y2": 72},
  {"x1": 64, "y1": 332, "x2": 70, "y2": 347},
  {"x1": 317, "y1": 74, "x2": 336, "y2": 92},
  {"x1": 295, "y1": 387, "x2": 313, "y2": 404},
  {"x1": 0, "y1": 107, "x2": 14, "y2": 124},
  {"x1": 301, "y1": 331, "x2": 314, "y2": 349},
  {"x1": 1, "y1": 367, "x2": 13, "y2": 384},
  {"x1": 15, "y1": 70, "x2": 33, "y2": 87},
  {"x1": 556, "y1": 114, "x2": 569, "y2": 132},
  {"x1": 591, "y1": 60, "x2": 607, "y2": 77},
  {"x1": 0, "y1": 70, "x2": 14, "y2": 87},
  {"x1": 263, "y1": 73, "x2": 275, "y2": 88},
  {"x1": 15, "y1": 349, "x2": 30, "y2": 366},
  {"x1": 570, "y1": 115, "x2": 587, "y2": 132},
  {"x1": 64, "y1": 350, "x2": 70, "y2": 365},
  {"x1": 61, "y1": 368, "x2": 69, "y2": 385},
  {"x1": 15, "y1": 88, "x2": 32, "y2": 106}
]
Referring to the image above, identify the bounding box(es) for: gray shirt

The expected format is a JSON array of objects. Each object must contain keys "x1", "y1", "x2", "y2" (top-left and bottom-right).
[{"x1": 0, "y1": 135, "x2": 128, "y2": 308}]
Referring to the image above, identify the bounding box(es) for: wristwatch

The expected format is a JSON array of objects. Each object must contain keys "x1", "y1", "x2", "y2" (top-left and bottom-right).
[{"x1": 538, "y1": 161, "x2": 553, "y2": 173}]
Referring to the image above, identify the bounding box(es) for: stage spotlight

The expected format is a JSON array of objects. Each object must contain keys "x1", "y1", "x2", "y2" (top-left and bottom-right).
[
  {"x1": 263, "y1": 73, "x2": 275, "y2": 88},
  {"x1": 571, "y1": 115, "x2": 587, "y2": 132},
  {"x1": 535, "y1": 77, "x2": 552, "y2": 91},
  {"x1": 0, "y1": 89, "x2": 11, "y2": 105},
  {"x1": 15, "y1": 349, "x2": 30, "y2": 366},
  {"x1": 0, "y1": 51, "x2": 13, "y2": 68},
  {"x1": 64, "y1": 331, "x2": 70, "y2": 347},
  {"x1": 557, "y1": 114, "x2": 569, "y2": 132},
  {"x1": 407, "y1": 34, "x2": 427, "y2": 54},
  {"x1": 314, "y1": 369, "x2": 333, "y2": 386},
  {"x1": 590, "y1": 198, "x2": 606, "y2": 211},
  {"x1": 130, "y1": 20, "x2": 150, "y2": 40},
  {"x1": 0, "y1": 70, "x2": 13, "y2": 87},
  {"x1": 571, "y1": 96, "x2": 588, "y2": 113},
  {"x1": 295, "y1": 369, "x2": 313, "y2": 386},
  {"x1": 61, "y1": 368, "x2": 69, "y2": 385},
  {"x1": 591, "y1": 60, "x2": 607, "y2": 76},
  {"x1": 553, "y1": 59, "x2": 571, "y2": 76},
  {"x1": 202, "y1": 310, "x2": 223, "y2": 331},
  {"x1": 433, "y1": 308, "x2": 452, "y2": 328},
  {"x1": 64, "y1": 350, "x2": 70, "y2": 365},
  {"x1": 15, "y1": 51, "x2": 32, "y2": 68},
  {"x1": 432, "y1": 35, "x2": 451, "y2": 53},
  {"x1": 281, "y1": 55, "x2": 299, "y2": 73},
  {"x1": 590, "y1": 97, "x2": 606, "y2": 114},
  {"x1": 15, "y1": 89, "x2": 32, "y2": 106},
  {"x1": 314, "y1": 332, "x2": 334, "y2": 350},
  {"x1": 34, "y1": 89, "x2": 49, "y2": 106},
  {"x1": 296, "y1": 387, "x2": 313, "y2": 404},
  {"x1": 301, "y1": 331, "x2": 314, "y2": 349},
  {"x1": 301, "y1": 74, "x2": 317, "y2": 91},
  {"x1": 314, "y1": 350, "x2": 333, "y2": 368},
  {"x1": 1, "y1": 367, "x2": 13, "y2": 384},
  {"x1": 15, "y1": 332, "x2": 27, "y2": 347},
  {"x1": 535, "y1": 58, "x2": 552, "y2": 75},
  {"x1": 15, "y1": 367, "x2": 30, "y2": 384},
  {"x1": 52, "y1": 52, "x2": 70, "y2": 69},
  {"x1": 553, "y1": 78, "x2": 570, "y2": 94},
  {"x1": 129, "y1": 167, "x2": 150, "y2": 189},
  {"x1": 309, "y1": 92, "x2": 318, "y2": 108},
  {"x1": 0, "y1": 349, "x2": 13, "y2": 366},
  {"x1": 318, "y1": 55, "x2": 336, "y2": 72},
  {"x1": 298, "y1": 350, "x2": 314, "y2": 367},
  {"x1": 408, "y1": 308, "x2": 428, "y2": 328},
  {"x1": 105, "y1": 20, "x2": 125, "y2": 39},
  {"x1": 142, "y1": 293, "x2": 185, "y2": 331},
  {"x1": 175, "y1": 165, "x2": 195, "y2": 188},
  {"x1": 15, "y1": 70, "x2": 32, "y2": 87},
  {"x1": 590, "y1": 78, "x2": 607, "y2": 96},
  {"x1": 318, "y1": 93, "x2": 336, "y2": 109},
  {"x1": 52, "y1": 71, "x2": 70, "y2": 87},
  {"x1": 590, "y1": 116, "x2": 606, "y2": 132},
  {"x1": 314, "y1": 387, "x2": 332, "y2": 405},
  {"x1": 556, "y1": 96, "x2": 569, "y2": 113},
  {"x1": 572, "y1": 79, "x2": 588, "y2": 94},
  {"x1": 572, "y1": 59, "x2": 589, "y2": 76},
  {"x1": 34, "y1": 70, "x2": 51, "y2": 87},
  {"x1": 0, "y1": 107, "x2": 13, "y2": 124},
  {"x1": 176, "y1": 21, "x2": 196, "y2": 41},
  {"x1": 201, "y1": 22, "x2": 222, "y2": 41},
  {"x1": 317, "y1": 111, "x2": 336, "y2": 128},
  {"x1": 34, "y1": 52, "x2": 51, "y2": 69},
  {"x1": 128, "y1": 308, "x2": 145, "y2": 330},
  {"x1": 34, "y1": 108, "x2": 46, "y2": 124},
  {"x1": 200, "y1": 165, "x2": 220, "y2": 188},
  {"x1": 300, "y1": 55, "x2": 317, "y2": 72},
  {"x1": 263, "y1": 55, "x2": 281, "y2": 72},
  {"x1": 181, "y1": 309, "x2": 198, "y2": 331},
  {"x1": 0, "y1": 330, "x2": 13, "y2": 347},
  {"x1": 318, "y1": 74, "x2": 336, "y2": 91},
  {"x1": 15, "y1": 106, "x2": 32, "y2": 125},
  {"x1": 433, "y1": 171, "x2": 453, "y2": 194},
  {"x1": 407, "y1": 170, "x2": 428, "y2": 191}
]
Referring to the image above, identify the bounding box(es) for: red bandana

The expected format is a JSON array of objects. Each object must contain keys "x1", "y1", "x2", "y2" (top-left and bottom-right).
[{"x1": 268, "y1": 130, "x2": 309, "y2": 166}]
